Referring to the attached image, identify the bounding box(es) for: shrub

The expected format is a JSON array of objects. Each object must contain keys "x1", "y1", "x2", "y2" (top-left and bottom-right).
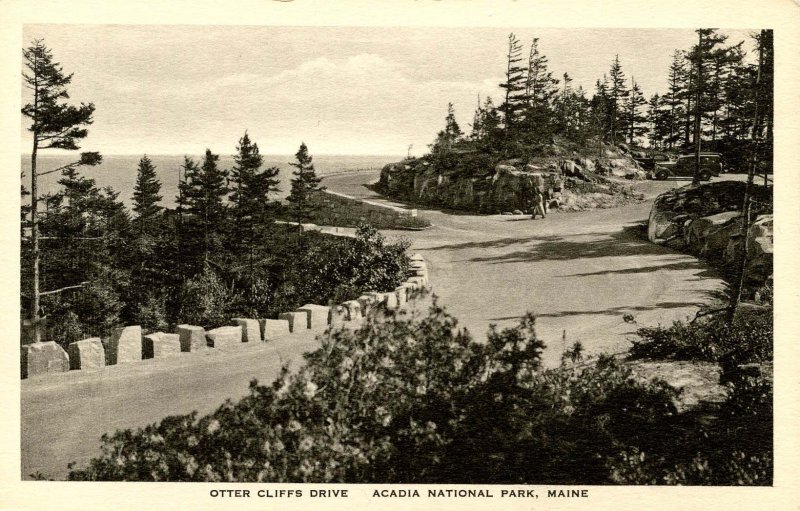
[
  {"x1": 179, "y1": 265, "x2": 237, "y2": 328},
  {"x1": 629, "y1": 307, "x2": 772, "y2": 364},
  {"x1": 69, "y1": 304, "x2": 697, "y2": 484}
]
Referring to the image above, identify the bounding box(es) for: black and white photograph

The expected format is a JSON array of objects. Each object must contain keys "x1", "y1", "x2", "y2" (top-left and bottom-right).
[{"x1": 4, "y1": 1, "x2": 800, "y2": 509}]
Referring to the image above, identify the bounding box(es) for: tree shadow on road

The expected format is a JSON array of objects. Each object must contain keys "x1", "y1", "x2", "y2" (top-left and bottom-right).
[
  {"x1": 489, "y1": 301, "x2": 704, "y2": 322},
  {"x1": 422, "y1": 234, "x2": 563, "y2": 251},
  {"x1": 467, "y1": 225, "x2": 669, "y2": 264},
  {"x1": 559, "y1": 260, "x2": 719, "y2": 279}
]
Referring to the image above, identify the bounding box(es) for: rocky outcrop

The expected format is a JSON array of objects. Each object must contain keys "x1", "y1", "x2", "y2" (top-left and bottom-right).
[
  {"x1": 648, "y1": 181, "x2": 771, "y2": 248},
  {"x1": 647, "y1": 181, "x2": 773, "y2": 294},
  {"x1": 379, "y1": 149, "x2": 643, "y2": 214}
]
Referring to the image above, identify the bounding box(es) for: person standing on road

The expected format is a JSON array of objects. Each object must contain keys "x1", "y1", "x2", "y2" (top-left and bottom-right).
[{"x1": 531, "y1": 187, "x2": 546, "y2": 220}]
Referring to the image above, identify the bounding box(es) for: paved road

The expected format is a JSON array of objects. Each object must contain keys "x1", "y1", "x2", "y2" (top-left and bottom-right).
[
  {"x1": 21, "y1": 171, "x2": 728, "y2": 480},
  {"x1": 323, "y1": 171, "x2": 726, "y2": 364}
]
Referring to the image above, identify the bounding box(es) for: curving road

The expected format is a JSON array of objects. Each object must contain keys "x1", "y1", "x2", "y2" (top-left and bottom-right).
[
  {"x1": 21, "y1": 171, "x2": 728, "y2": 480},
  {"x1": 323, "y1": 171, "x2": 726, "y2": 365}
]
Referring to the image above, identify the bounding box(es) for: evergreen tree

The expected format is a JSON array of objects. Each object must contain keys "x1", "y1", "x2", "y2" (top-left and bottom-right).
[
  {"x1": 444, "y1": 102, "x2": 463, "y2": 140},
  {"x1": 132, "y1": 155, "x2": 162, "y2": 227},
  {"x1": 287, "y1": 143, "x2": 325, "y2": 228},
  {"x1": 687, "y1": 29, "x2": 728, "y2": 182},
  {"x1": 469, "y1": 95, "x2": 483, "y2": 141},
  {"x1": 524, "y1": 38, "x2": 559, "y2": 108},
  {"x1": 621, "y1": 77, "x2": 648, "y2": 145},
  {"x1": 499, "y1": 33, "x2": 527, "y2": 141},
  {"x1": 21, "y1": 39, "x2": 100, "y2": 343},
  {"x1": 647, "y1": 94, "x2": 670, "y2": 148},
  {"x1": 664, "y1": 50, "x2": 686, "y2": 149},
  {"x1": 608, "y1": 55, "x2": 629, "y2": 143},
  {"x1": 519, "y1": 37, "x2": 559, "y2": 145},
  {"x1": 180, "y1": 149, "x2": 230, "y2": 264},
  {"x1": 229, "y1": 132, "x2": 281, "y2": 253},
  {"x1": 432, "y1": 103, "x2": 463, "y2": 157}
]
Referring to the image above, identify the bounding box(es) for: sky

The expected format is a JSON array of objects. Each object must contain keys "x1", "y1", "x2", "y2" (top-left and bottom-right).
[{"x1": 21, "y1": 25, "x2": 757, "y2": 156}]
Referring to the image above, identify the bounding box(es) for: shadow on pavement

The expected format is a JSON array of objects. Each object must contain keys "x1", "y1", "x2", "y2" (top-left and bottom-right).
[
  {"x1": 467, "y1": 225, "x2": 667, "y2": 264},
  {"x1": 559, "y1": 260, "x2": 719, "y2": 279},
  {"x1": 489, "y1": 301, "x2": 704, "y2": 322}
]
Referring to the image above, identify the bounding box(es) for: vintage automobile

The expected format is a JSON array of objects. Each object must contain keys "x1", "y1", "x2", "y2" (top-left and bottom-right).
[
  {"x1": 632, "y1": 152, "x2": 675, "y2": 171},
  {"x1": 653, "y1": 153, "x2": 724, "y2": 181}
]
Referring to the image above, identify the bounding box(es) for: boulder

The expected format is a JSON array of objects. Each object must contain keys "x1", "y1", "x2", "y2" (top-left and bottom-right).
[
  {"x1": 21, "y1": 342, "x2": 69, "y2": 379},
  {"x1": 357, "y1": 294, "x2": 380, "y2": 315},
  {"x1": 685, "y1": 212, "x2": 741, "y2": 257},
  {"x1": 749, "y1": 235, "x2": 774, "y2": 258},
  {"x1": 341, "y1": 300, "x2": 363, "y2": 321},
  {"x1": 233, "y1": 318, "x2": 261, "y2": 343},
  {"x1": 383, "y1": 292, "x2": 399, "y2": 310},
  {"x1": 495, "y1": 164, "x2": 517, "y2": 174},
  {"x1": 330, "y1": 305, "x2": 350, "y2": 327},
  {"x1": 394, "y1": 286, "x2": 409, "y2": 307},
  {"x1": 409, "y1": 275, "x2": 430, "y2": 289},
  {"x1": 297, "y1": 304, "x2": 331, "y2": 331},
  {"x1": 68, "y1": 338, "x2": 105, "y2": 371},
  {"x1": 142, "y1": 332, "x2": 181, "y2": 359},
  {"x1": 279, "y1": 311, "x2": 308, "y2": 333},
  {"x1": 261, "y1": 319, "x2": 291, "y2": 341},
  {"x1": 411, "y1": 267, "x2": 429, "y2": 278},
  {"x1": 104, "y1": 326, "x2": 142, "y2": 365},
  {"x1": 578, "y1": 158, "x2": 596, "y2": 171},
  {"x1": 749, "y1": 214, "x2": 773, "y2": 239},
  {"x1": 206, "y1": 326, "x2": 243, "y2": 349},
  {"x1": 177, "y1": 324, "x2": 207, "y2": 352}
]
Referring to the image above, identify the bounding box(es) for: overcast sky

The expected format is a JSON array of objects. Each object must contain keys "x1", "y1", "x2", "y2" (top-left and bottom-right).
[{"x1": 21, "y1": 25, "x2": 757, "y2": 156}]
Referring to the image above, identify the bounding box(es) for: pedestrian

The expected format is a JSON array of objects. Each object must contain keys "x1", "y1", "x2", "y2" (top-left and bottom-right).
[{"x1": 531, "y1": 187, "x2": 546, "y2": 219}]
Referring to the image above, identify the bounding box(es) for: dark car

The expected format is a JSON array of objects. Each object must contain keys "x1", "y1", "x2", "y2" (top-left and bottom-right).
[
  {"x1": 633, "y1": 153, "x2": 675, "y2": 171},
  {"x1": 654, "y1": 153, "x2": 724, "y2": 181}
]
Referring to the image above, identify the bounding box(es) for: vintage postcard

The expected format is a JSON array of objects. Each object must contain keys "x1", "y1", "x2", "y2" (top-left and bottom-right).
[{"x1": 1, "y1": 0, "x2": 798, "y2": 510}]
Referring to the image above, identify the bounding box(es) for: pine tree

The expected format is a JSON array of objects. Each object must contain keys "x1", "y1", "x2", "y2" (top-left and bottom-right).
[
  {"x1": 229, "y1": 132, "x2": 281, "y2": 251},
  {"x1": 132, "y1": 155, "x2": 162, "y2": 226},
  {"x1": 687, "y1": 29, "x2": 728, "y2": 182},
  {"x1": 647, "y1": 94, "x2": 670, "y2": 148},
  {"x1": 287, "y1": 142, "x2": 325, "y2": 228},
  {"x1": 558, "y1": 72, "x2": 574, "y2": 134},
  {"x1": 519, "y1": 37, "x2": 559, "y2": 145},
  {"x1": 622, "y1": 77, "x2": 647, "y2": 145},
  {"x1": 499, "y1": 33, "x2": 527, "y2": 141},
  {"x1": 608, "y1": 55, "x2": 629, "y2": 143},
  {"x1": 445, "y1": 103, "x2": 463, "y2": 140},
  {"x1": 22, "y1": 39, "x2": 100, "y2": 343},
  {"x1": 664, "y1": 50, "x2": 686, "y2": 149},
  {"x1": 179, "y1": 149, "x2": 229, "y2": 264}
]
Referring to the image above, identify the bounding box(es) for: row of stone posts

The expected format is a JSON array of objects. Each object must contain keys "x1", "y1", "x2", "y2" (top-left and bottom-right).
[{"x1": 21, "y1": 254, "x2": 431, "y2": 380}]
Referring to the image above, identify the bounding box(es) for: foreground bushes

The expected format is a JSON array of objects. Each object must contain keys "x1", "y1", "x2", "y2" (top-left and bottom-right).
[
  {"x1": 629, "y1": 306, "x2": 772, "y2": 364},
  {"x1": 67, "y1": 302, "x2": 771, "y2": 484}
]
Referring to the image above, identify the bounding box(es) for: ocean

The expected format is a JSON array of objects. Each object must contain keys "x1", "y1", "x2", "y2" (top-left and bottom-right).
[{"x1": 20, "y1": 154, "x2": 400, "y2": 208}]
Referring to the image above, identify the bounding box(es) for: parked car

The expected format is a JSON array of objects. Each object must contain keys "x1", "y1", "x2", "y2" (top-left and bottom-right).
[
  {"x1": 654, "y1": 153, "x2": 724, "y2": 181},
  {"x1": 633, "y1": 153, "x2": 675, "y2": 171}
]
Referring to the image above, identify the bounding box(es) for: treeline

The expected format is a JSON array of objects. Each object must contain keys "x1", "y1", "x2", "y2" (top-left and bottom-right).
[
  {"x1": 433, "y1": 29, "x2": 773, "y2": 170},
  {"x1": 21, "y1": 40, "x2": 409, "y2": 348}
]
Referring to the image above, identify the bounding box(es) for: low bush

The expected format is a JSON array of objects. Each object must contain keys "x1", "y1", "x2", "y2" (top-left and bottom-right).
[
  {"x1": 67, "y1": 302, "x2": 769, "y2": 485},
  {"x1": 628, "y1": 306, "x2": 772, "y2": 364}
]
